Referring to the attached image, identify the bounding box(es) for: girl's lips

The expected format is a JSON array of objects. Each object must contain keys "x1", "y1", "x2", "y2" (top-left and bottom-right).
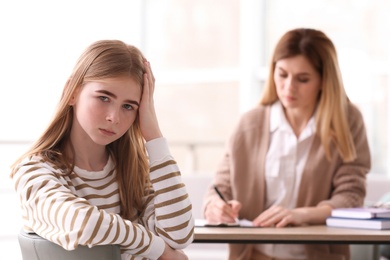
[
  {"x1": 285, "y1": 95, "x2": 296, "y2": 102},
  {"x1": 99, "y1": 128, "x2": 115, "y2": 136}
]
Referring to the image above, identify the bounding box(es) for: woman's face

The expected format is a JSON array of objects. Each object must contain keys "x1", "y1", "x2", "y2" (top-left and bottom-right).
[
  {"x1": 274, "y1": 55, "x2": 322, "y2": 114},
  {"x1": 70, "y1": 76, "x2": 141, "y2": 146}
]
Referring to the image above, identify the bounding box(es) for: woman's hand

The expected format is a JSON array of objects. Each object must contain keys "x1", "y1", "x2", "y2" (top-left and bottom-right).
[
  {"x1": 158, "y1": 243, "x2": 188, "y2": 260},
  {"x1": 252, "y1": 204, "x2": 333, "y2": 228},
  {"x1": 252, "y1": 205, "x2": 302, "y2": 227},
  {"x1": 139, "y1": 59, "x2": 163, "y2": 142},
  {"x1": 204, "y1": 198, "x2": 241, "y2": 223}
]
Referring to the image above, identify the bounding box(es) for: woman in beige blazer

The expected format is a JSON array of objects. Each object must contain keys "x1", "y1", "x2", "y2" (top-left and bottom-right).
[{"x1": 203, "y1": 28, "x2": 371, "y2": 260}]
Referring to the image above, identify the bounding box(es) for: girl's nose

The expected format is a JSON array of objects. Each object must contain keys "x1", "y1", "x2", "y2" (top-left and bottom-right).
[{"x1": 106, "y1": 108, "x2": 120, "y2": 124}]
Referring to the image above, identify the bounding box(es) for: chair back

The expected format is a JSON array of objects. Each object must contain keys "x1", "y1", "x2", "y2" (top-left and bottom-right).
[{"x1": 18, "y1": 229, "x2": 121, "y2": 260}]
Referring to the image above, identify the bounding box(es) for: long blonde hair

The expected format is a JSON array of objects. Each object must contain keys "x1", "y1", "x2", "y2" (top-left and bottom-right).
[
  {"x1": 260, "y1": 28, "x2": 356, "y2": 162},
  {"x1": 11, "y1": 40, "x2": 149, "y2": 219}
]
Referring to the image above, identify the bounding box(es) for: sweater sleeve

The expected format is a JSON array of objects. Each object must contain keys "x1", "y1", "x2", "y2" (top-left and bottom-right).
[{"x1": 140, "y1": 137, "x2": 194, "y2": 249}]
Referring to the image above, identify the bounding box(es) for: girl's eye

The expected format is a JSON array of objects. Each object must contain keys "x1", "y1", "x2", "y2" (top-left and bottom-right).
[
  {"x1": 99, "y1": 96, "x2": 109, "y2": 102},
  {"x1": 123, "y1": 104, "x2": 133, "y2": 110},
  {"x1": 278, "y1": 73, "x2": 287, "y2": 78}
]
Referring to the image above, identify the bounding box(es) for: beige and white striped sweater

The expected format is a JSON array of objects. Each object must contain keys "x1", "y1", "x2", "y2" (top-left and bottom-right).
[{"x1": 12, "y1": 138, "x2": 194, "y2": 260}]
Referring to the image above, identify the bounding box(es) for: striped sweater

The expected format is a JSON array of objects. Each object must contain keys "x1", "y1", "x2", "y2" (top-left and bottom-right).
[{"x1": 12, "y1": 138, "x2": 194, "y2": 260}]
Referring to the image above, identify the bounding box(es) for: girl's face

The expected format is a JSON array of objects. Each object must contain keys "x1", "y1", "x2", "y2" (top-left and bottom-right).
[
  {"x1": 274, "y1": 55, "x2": 322, "y2": 113},
  {"x1": 70, "y1": 76, "x2": 141, "y2": 146}
]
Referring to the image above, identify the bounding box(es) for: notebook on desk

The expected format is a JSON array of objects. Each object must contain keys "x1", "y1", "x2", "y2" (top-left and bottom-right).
[
  {"x1": 195, "y1": 218, "x2": 253, "y2": 227},
  {"x1": 326, "y1": 216, "x2": 390, "y2": 230},
  {"x1": 331, "y1": 207, "x2": 390, "y2": 219}
]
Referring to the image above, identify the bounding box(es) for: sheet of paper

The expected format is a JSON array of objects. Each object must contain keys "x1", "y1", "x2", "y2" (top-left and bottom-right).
[{"x1": 195, "y1": 218, "x2": 253, "y2": 227}]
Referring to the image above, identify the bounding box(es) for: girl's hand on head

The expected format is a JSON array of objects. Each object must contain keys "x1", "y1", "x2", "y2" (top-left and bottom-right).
[{"x1": 139, "y1": 60, "x2": 163, "y2": 141}]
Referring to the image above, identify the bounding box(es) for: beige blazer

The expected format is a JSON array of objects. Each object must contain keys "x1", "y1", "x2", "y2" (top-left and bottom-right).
[{"x1": 203, "y1": 102, "x2": 371, "y2": 260}]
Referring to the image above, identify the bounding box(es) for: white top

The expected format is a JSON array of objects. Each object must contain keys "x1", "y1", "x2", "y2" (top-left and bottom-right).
[{"x1": 256, "y1": 101, "x2": 316, "y2": 259}]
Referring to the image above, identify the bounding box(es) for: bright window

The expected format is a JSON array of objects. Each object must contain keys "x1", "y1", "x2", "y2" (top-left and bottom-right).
[{"x1": 1, "y1": 0, "x2": 389, "y2": 181}]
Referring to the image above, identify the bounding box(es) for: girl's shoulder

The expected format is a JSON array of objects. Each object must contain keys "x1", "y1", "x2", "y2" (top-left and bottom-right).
[{"x1": 14, "y1": 155, "x2": 65, "y2": 177}]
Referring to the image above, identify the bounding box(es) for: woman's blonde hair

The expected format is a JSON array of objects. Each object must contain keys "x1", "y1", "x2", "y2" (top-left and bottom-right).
[
  {"x1": 260, "y1": 28, "x2": 356, "y2": 162},
  {"x1": 11, "y1": 40, "x2": 149, "y2": 219}
]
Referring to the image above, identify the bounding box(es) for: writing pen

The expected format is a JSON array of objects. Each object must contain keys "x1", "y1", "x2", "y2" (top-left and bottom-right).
[
  {"x1": 213, "y1": 185, "x2": 239, "y2": 222},
  {"x1": 213, "y1": 185, "x2": 228, "y2": 203}
]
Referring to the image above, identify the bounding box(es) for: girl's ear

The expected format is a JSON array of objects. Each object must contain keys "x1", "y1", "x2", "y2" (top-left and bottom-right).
[
  {"x1": 66, "y1": 78, "x2": 78, "y2": 106},
  {"x1": 69, "y1": 93, "x2": 77, "y2": 105}
]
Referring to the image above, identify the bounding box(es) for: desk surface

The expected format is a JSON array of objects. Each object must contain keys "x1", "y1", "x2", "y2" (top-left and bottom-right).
[{"x1": 194, "y1": 225, "x2": 390, "y2": 244}]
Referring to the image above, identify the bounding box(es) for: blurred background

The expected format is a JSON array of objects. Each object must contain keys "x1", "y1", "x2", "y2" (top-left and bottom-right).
[{"x1": 1, "y1": 0, "x2": 389, "y2": 259}]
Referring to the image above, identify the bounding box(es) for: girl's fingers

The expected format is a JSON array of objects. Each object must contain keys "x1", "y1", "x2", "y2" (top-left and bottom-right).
[
  {"x1": 141, "y1": 60, "x2": 154, "y2": 108},
  {"x1": 142, "y1": 69, "x2": 149, "y2": 101},
  {"x1": 144, "y1": 60, "x2": 155, "y2": 93},
  {"x1": 145, "y1": 60, "x2": 155, "y2": 83},
  {"x1": 139, "y1": 59, "x2": 162, "y2": 141}
]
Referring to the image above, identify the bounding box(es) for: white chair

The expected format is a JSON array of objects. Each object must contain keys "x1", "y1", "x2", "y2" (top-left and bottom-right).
[{"x1": 18, "y1": 229, "x2": 121, "y2": 260}]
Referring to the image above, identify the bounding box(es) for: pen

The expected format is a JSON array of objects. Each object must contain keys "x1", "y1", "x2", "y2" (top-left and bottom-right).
[
  {"x1": 213, "y1": 185, "x2": 228, "y2": 203},
  {"x1": 213, "y1": 185, "x2": 239, "y2": 222}
]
